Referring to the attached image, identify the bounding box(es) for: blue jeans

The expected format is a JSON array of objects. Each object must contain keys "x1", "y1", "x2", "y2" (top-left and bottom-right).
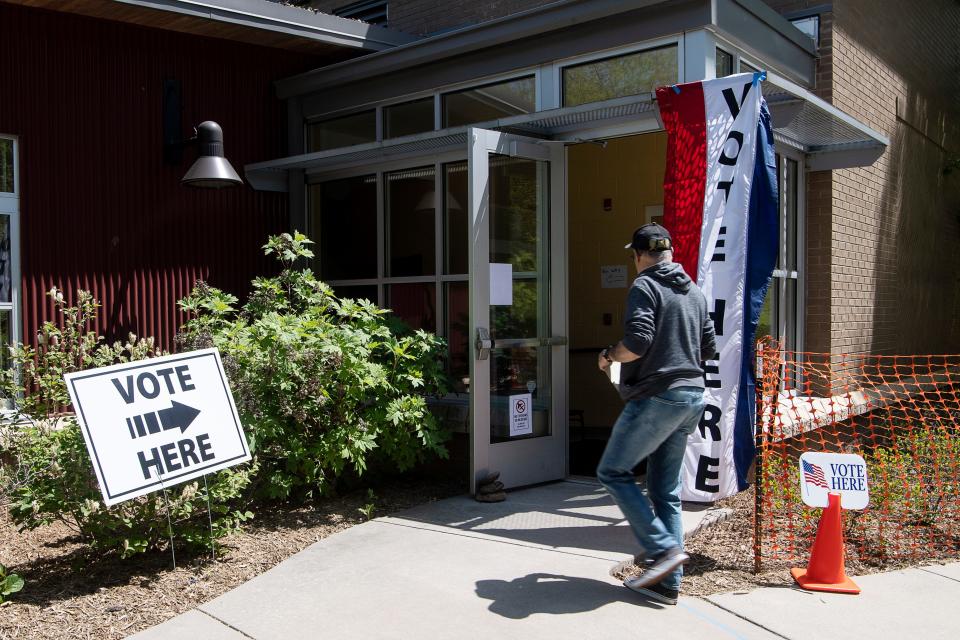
[{"x1": 596, "y1": 387, "x2": 704, "y2": 590}]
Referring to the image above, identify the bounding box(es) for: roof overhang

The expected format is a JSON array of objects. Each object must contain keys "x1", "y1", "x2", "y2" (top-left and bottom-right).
[
  {"x1": 246, "y1": 81, "x2": 888, "y2": 191},
  {"x1": 4, "y1": 0, "x2": 417, "y2": 54},
  {"x1": 277, "y1": 0, "x2": 817, "y2": 104}
]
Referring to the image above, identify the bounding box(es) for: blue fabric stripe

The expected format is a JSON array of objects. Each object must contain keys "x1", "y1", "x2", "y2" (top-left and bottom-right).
[{"x1": 733, "y1": 99, "x2": 779, "y2": 490}]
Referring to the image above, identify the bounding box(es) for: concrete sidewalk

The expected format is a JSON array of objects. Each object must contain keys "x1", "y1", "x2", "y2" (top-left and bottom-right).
[{"x1": 132, "y1": 480, "x2": 960, "y2": 640}]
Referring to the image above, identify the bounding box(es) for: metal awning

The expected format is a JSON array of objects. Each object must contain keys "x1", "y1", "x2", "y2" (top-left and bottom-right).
[
  {"x1": 245, "y1": 95, "x2": 662, "y2": 190},
  {"x1": 246, "y1": 79, "x2": 888, "y2": 191},
  {"x1": 765, "y1": 73, "x2": 888, "y2": 170}
]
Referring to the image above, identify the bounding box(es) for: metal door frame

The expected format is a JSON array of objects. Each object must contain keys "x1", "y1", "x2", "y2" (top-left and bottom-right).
[{"x1": 467, "y1": 127, "x2": 567, "y2": 493}]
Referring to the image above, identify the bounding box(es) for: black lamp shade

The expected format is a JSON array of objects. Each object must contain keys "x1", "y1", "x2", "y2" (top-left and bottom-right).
[{"x1": 182, "y1": 121, "x2": 242, "y2": 188}]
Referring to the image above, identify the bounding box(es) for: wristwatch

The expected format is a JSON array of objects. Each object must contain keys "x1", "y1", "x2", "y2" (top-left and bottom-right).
[{"x1": 601, "y1": 347, "x2": 614, "y2": 364}]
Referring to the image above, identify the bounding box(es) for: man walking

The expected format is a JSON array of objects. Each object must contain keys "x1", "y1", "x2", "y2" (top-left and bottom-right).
[{"x1": 597, "y1": 223, "x2": 716, "y2": 605}]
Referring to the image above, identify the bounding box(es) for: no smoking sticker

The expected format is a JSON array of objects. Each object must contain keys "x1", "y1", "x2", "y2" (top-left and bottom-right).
[{"x1": 509, "y1": 393, "x2": 532, "y2": 437}]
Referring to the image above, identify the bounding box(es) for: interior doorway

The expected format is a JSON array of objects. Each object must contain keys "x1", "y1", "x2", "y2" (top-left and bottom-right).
[{"x1": 566, "y1": 131, "x2": 668, "y2": 476}]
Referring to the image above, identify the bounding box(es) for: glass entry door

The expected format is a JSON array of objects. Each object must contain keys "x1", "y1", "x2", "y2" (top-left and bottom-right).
[{"x1": 468, "y1": 128, "x2": 567, "y2": 492}]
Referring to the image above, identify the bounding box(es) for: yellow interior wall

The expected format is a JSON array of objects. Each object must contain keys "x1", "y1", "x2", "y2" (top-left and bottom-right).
[{"x1": 567, "y1": 132, "x2": 668, "y2": 428}]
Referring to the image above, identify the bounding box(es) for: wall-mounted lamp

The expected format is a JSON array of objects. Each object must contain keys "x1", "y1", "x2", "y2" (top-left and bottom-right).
[
  {"x1": 180, "y1": 121, "x2": 243, "y2": 189},
  {"x1": 162, "y1": 80, "x2": 242, "y2": 189}
]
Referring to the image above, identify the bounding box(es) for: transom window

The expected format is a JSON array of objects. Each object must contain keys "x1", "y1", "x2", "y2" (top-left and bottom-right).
[
  {"x1": 561, "y1": 45, "x2": 678, "y2": 107},
  {"x1": 716, "y1": 48, "x2": 734, "y2": 78},
  {"x1": 306, "y1": 110, "x2": 376, "y2": 152},
  {"x1": 384, "y1": 98, "x2": 434, "y2": 139},
  {"x1": 303, "y1": 38, "x2": 682, "y2": 154},
  {"x1": 442, "y1": 76, "x2": 536, "y2": 127}
]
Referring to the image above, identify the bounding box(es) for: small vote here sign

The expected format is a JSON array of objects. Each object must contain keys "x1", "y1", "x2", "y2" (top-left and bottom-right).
[
  {"x1": 64, "y1": 348, "x2": 250, "y2": 506},
  {"x1": 798, "y1": 451, "x2": 870, "y2": 510}
]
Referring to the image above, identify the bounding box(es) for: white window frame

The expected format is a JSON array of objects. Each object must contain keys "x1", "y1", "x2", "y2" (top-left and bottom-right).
[
  {"x1": 0, "y1": 135, "x2": 22, "y2": 350},
  {"x1": 770, "y1": 146, "x2": 805, "y2": 367}
]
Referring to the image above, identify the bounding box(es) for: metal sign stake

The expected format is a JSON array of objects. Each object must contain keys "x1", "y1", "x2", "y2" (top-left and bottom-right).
[
  {"x1": 159, "y1": 481, "x2": 177, "y2": 570},
  {"x1": 203, "y1": 473, "x2": 216, "y2": 562}
]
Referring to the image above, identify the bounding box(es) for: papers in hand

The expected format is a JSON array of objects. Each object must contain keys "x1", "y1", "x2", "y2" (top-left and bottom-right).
[{"x1": 605, "y1": 361, "x2": 621, "y2": 388}]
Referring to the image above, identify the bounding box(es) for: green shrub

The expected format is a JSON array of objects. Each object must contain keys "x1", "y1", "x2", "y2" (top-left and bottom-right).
[
  {"x1": 0, "y1": 563, "x2": 23, "y2": 605},
  {"x1": 0, "y1": 289, "x2": 254, "y2": 557},
  {"x1": 177, "y1": 232, "x2": 450, "y2": 500}
]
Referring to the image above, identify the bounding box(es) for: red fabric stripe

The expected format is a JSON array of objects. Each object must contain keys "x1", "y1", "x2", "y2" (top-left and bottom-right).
[{"x1": 657, "y1": 82, "x2": 707, "y2": 283}]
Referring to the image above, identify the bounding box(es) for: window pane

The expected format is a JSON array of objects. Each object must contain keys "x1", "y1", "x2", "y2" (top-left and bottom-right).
[
  {"x1": 443, "y1": 161, "x2": 468, "y2": 275},
  {"x1": 0, "y1": 139, "x2": 13, "y2": 193},
  {"x1": 384, "y1": 98, "x2": 434, "y2": 138},
  {"x1": 740, "y1": 60, "x2": 760, "y2": 75},
  {"x1": 562, "y1": 45, "x2": 678, "y2": 107},
  {"x1": 716, "y1": 48, "x2": 734, "y2": 78},
  {"x1": 490, "y1": 346, "x2": 551, "y2": 442},
  {"x1": 444, "y1": 281, "x2": 469, "y2": 393},
  {"x1": 0, "y1": 309, "x2": 9, "y2": 382},
  {"x1": 306, "y1": 111, "x2": 376, "y2": 152},
  {"x1": 489, "y1": 157, "x2": 538, "y2": 271},
  {"x1": 786, "y1": 158, "x2": 799, "y2": 271},
  {"x1": 757, "y1": 286, "x2": 773, "y2": 340},
  {"x1": 443, "y1": 76, "x2": 535, "y2": 127},
  {"x1": 784, "y1": 278, "x2": 798, "y2": 352},
  {"x1": 386, "y1": 166, "x2": 435, "y2": 277},
  {"x1": 310, "y1": 175, "x2": 378, "y2": 280},
  {"x1": 332, "y1": 284, "x2": 378, "y2": 303},
  {"x1": 489, "y1": 156, "x2": 542, "y2": 341},
  {"x1": 386, "y1": 283, "x2": 436, "y2": 332},
  {"x1": 790, "y1": 16, "x2": 820, "y2": 46},
  {"x1": 0, "y1": 215, "x2": 10, "y2": 303}
]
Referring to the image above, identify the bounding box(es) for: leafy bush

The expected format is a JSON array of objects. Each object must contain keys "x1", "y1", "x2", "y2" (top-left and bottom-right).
[
  {"x1": 177, "y1": 232, "x2": 450, "y2": 500},
  {"x1": 0, "y1": 289, "x2": 254, "y2": 557},
  {"x1": 0, "y1": 563, "x2": 23, "y2": 605}
]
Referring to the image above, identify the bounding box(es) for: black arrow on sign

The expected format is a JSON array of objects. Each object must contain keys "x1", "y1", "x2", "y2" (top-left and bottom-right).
[
  {"x1": 126, "y1": 401, "x2": 201, "y2": 439},
  {"x1": 159, "y1": 401, "x2": 201, "y2": 434}
]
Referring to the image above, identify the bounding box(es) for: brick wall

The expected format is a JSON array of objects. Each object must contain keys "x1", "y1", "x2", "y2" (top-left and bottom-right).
[
  {"x1": 828, "y1": 0, "x2": 960, "y2": 355},
  {"x1": 307, "y1": 0, "x2": 554, "y2": 36},
  {"x1": 766, "y1": 0, "x2": 960, "y2": 356}
]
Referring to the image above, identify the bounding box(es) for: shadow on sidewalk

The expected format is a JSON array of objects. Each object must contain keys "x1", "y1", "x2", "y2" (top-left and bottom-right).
[{"x1": 475, "y1": 572, "x2": 662, "y2": 618}]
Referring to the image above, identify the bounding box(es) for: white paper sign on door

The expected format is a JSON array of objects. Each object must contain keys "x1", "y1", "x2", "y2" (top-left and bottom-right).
[
  {"x1": 509, "y1": 393, "x2": 532, "y2": 437},
  {"x1": 490, "y1": 262, "x2": 513, "y2": 306},
  {"x1": 601, "y1": 265, "x2": 628, "y2": 288}
]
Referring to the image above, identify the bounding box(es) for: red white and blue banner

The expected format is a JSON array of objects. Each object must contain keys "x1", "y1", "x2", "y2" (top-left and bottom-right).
[{"x1": 656, "y1": 72, "x2": 778, "y2": 501}]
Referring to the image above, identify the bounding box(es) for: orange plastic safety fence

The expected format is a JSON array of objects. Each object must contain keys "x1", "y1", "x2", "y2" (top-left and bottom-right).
[{"x1": 753, "y1": 343, "x2": 960, "y2": 572}]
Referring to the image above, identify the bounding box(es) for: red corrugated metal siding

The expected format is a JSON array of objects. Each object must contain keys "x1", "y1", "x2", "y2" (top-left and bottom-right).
[{"x1": 0, "y1": 4, "x2": 327, "y2": 351}]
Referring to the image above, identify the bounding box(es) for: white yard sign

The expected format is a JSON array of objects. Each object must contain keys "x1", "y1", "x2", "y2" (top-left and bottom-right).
[
  {"x1": 798, "y1": 452, "x2": 870, "y2": 510},
  {"x1": 509, "y1": 393, "x2": 532, "y2": 437},
  {"x1": 64, "y1": 348, "x2": 250, "y2": 506}
]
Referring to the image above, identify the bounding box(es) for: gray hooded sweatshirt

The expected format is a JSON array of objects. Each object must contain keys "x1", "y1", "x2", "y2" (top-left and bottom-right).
[{"x1": 618, "y1": 261, "x2": 717, "y2": 401}]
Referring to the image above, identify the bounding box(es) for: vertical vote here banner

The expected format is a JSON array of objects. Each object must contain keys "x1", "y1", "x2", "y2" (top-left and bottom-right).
[{"x1": 657, "y1": 73, "x2": 778, "y2": 501}]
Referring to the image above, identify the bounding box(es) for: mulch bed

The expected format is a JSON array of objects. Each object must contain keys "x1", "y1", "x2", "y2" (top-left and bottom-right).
[
  {"x1": 0, "y1": 478, "x2": 462, "y2": 640},
  {"x1": 4, "y1": 480, "x2": 954, "y2": 639}
]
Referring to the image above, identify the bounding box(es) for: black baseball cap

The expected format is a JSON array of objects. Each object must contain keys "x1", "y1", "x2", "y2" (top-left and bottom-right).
[{"x1": 625, "y1": 223, "x2": 673, "y2": 252}]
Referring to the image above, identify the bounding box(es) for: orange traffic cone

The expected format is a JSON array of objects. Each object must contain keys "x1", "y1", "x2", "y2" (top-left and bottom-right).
[{"x1": 790, "y1": 491, "x2": 861, "y2": 594}]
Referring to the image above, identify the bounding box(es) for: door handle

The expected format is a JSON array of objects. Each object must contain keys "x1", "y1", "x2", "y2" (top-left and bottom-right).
[
  {"x1": 540, "y1": 336, "x2": 568, "y2": 347},
  {"x1": 475, "y1": 327, "x2": 493, "y2": 360}
]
